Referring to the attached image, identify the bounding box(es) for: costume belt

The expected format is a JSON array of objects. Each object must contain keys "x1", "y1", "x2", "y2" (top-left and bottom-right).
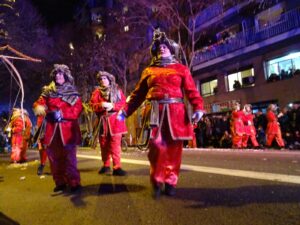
[
  {"x1": 103, "y1": 111, "x2": 116, "y2": 117},
  {"x1": 156, "y1": 98, "x2": 183, "y2": 104},
  {"x1": 234, "y1": 119, "x2": 242, "y2": 122}
]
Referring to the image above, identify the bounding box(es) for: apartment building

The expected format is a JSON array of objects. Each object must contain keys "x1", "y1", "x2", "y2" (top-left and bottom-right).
[{"x1": 192, "y1": 0, "x2": 300, "y2": 113}]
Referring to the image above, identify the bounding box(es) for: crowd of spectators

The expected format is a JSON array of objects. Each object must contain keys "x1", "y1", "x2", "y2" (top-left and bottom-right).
[
  {"x1": 1, "y1": 103, "x2": 300, "y2": 152},
  {"x1": 267, "y1": 68, "x2": 300, "y2": 82},
  {"x1": 192, "y1": 103, "x2": 300, "y2": 150}
]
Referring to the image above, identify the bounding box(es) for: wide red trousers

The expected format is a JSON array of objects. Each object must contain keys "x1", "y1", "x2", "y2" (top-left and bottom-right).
[
  {"x1": 99, "y1": 133, "x2": 122, "y2": 169},
  {"x1": 38, "y1": 141, "x2": 47, "y2": 165},
  {"x1": 47, "y1": 130, "x2": 80, "y2": 187},
  {"x1": 266, "y1": 131, "x2": 285, "y2": 147},
  {"x1": 148, "y1": 119, "x2": 183, "y2": 187},
  {"x1": 242, "y1": 125, "x2": 259, "y2": 148},
  {"x1": 11, "y1": 135, "x2": 28, "y2": 163},
  {"x1": 231, "y1": 120, "x2": 244, "y2": 148}
]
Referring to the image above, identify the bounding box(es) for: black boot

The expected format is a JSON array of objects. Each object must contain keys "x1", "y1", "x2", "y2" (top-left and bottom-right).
[
  {"x1": 37, "y1": 164, "x2": 45, "y2": 176},
  {"x1": 53, "y1": 184, "x2": 67, "y2": 193},
  {"x1": 164, "y1": 183, "x2": 176, "y2": 196},
  {"x1": 152, "y1": 183, "x2": 162, "y2": 199},
  {"x1": 98, "y1": 166, "x2": 111, "y2": 174},
  {"x1": 112, "y1": 168, "x2": 127, "y2": 176}
]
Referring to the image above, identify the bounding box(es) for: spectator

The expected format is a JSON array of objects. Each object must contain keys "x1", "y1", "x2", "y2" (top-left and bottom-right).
[
  {"x1": 233, "y1": 80, "x2": 241, "y2": 90},
  {"x1": 268, "y1": 73, "x2": 280, "y2": 82},
  {"x1": 219, "y1": 130, "x2": 232, "y2": 148},
  {"x1": 194, "y1": 117, "x2": 206, "y2": 148},
  {"x1": 254, "y1": 109, "x2": 267, "y2": 131},
  {"x1": 289, "y1": 103, "x2": 300, "y2": 132},
  {"x1": 278, "y1": 107, "x2": 292, "y2": 148}
]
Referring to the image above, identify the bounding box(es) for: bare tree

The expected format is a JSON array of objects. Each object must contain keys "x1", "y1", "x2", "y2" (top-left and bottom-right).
[
  {"x1": 0, "y1": 0, "x2": 15, "y2": 42},
  {"x1": 120, "y1": 0, "x2": 210, "y2": 70},
  {"x1": 0, "y1": 0, "x2": 55, "y2": 107},
  {"x1": 68, "y1": 4, "x2": 151, "y2": 96},
  {"x1": 120, "y1": 0, "x2": 272, "y2": 70}
]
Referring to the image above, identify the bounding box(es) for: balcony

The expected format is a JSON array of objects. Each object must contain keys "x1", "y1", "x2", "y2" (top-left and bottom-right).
[
  {"x1": 192, "y1": 8, "x2": 300, "y2": 71},
  {"x1": 193, "y1": 0, "x2": 256, "y2": 32},
  {"x1": 194, "y1": 2, "x2": 223, "y2": 28}
]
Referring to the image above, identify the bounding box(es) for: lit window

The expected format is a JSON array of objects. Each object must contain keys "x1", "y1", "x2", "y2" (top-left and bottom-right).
[
  {"x1": 69, "y1": 42, "x2": 74, "y2": 50},
  {"x1": 124, "y1": 25, "x2": 129, "y2": 32},
  {"x1": 123, "y1": 6, "x2": 128, "y2": 13},
  {"x1": 226, "y1": 68, "x2": 255, "y2": 92},
  {"x1": 152, "y1": 6, "x2": 158, "y2": 13},
  {"x1": 200, "y1": 79, "x2": 218, "y2": 97},
  {"x1": 265, "y1": 52, "x2": 300, "y2": 80},
  {"x1": 95, "y1": 27, "x2": 104, "y2": 39}
]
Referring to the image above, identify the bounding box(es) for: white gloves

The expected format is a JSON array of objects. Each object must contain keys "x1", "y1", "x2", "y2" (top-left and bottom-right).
[
  {"x1": 192, "y1": 111, "x2": 204, "y2": 123},
  {"x1": 117, "y1": 110, "x2": 126, "y2": 121},
  {"x1": 33, "y1": 105, "x2": 46, "y2": 116},
  {"x1": 102, "y1": 102, "x2": 114, "y2": 111}
]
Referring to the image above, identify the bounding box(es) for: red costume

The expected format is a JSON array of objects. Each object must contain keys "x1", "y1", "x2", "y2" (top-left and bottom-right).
[
  {"x1": 123, "y1": 63, "x2": 203, "y2": 188},
  {"x1": 265, "y1": 110, "x2": 285, "y2": 148},
  {"x1": 231, "y1": 110, "x2": 245, "y2": 148},
  {"x1": 33, "y1": 64, "x2": 82, "y2": 191},
  {"x1": 242, "y1": 113, "x2": 259, "y2": 148},
  {"x1": 9, "y1": 109, "x2": 32, "y2": 163},
  {"x1": 33, "y1": 96, "x2": 82, "y2": 147},
  {"x1": 90, "y1": 79, "x2": 127, "y2": 171}
]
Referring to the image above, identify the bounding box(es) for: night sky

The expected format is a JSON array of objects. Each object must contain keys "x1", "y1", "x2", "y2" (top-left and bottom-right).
[{"x1": 30, "y1": 0, "x2": 80, "y2": 26}]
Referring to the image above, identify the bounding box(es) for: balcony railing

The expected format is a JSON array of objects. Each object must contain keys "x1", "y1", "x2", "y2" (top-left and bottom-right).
[
  {"x1": 193, "y1": 8, "x2": 300, "y2": 67},
  {"x1": 194, "y1": 0, "x2": 251, "y2": 29},
  {"x1": 194, "y1": 2, "x2": 223, "y2": 27}
]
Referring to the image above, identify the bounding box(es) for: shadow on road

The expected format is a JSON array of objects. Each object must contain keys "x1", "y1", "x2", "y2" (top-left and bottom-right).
[
  {"x1": 0, "y1": 212, "x2": 20, "y2": 225},
  {"x1": 62, "y1": 180, "x2": 146, "y2": 207},
  {"x1": 175, "y1": 185, "x2": 300, "y2": 208},
  {"x1": 97, "y1": 183, "x2": 145, "y2": 194},
  {"x1": 78, "y1": 167, "x2": 100, "y2": 173}
]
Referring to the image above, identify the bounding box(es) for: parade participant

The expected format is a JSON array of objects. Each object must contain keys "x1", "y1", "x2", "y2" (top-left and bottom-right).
[
  {"x1": 117, "y1": 29, "x2": 204, "y2": 198},
  {"x1": 9, "y1": 108, "x2": 32, "y2": 163},
  {"x1": 265, "y1": 104, "x2": 285, "y2": 149},
  {"x1": 33, "y1": 64, "x2": 82, "y2": 193},
  {"x1": 242, "y1": 104, "x2": 259, "y2": 148},
  {"x1": 89, "y1": 71, "x2": 127, "y2": 176},
  {"x1": 230, "y1": 102, "x2": 244, "y2": 149},
  {"x1": 32, "y1": 114, "x2": 47, "y2": 176}
]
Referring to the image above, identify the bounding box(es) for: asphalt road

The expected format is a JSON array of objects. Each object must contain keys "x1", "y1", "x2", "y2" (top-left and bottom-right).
[{"x1": 0, "y1": 147, "x2": 300, "y2": 225}]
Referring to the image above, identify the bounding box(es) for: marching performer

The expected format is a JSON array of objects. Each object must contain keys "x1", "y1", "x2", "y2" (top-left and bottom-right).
[
  {"x1": 89, "y1": 71, "x2": 127, "y2": 176},
  {"x1": 230, "y1": 102, "x2": 245, "y2": 149},
  {"x1": 33, "y1": 64, "x2": 82, "y2": 193},
  {"x1": 117, "y1": 29, "x2": 204, "y2": 198},
  {"x1": 9, "y1": 108, "x2": 32, "y2": 163},
  {"x1": 265, "y1": 104, "x2": 285, "y2": 149},
  {"x1": 242, "y1": 104, "x2": 259, "y2": 148}
]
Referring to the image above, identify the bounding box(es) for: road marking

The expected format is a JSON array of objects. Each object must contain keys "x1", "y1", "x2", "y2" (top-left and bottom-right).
[{"x1": 77, "y1": 154, "x2": 300, "y2": 185}]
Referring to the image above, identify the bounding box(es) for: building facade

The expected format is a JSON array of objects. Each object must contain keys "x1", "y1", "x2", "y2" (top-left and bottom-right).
[{"x1": 192, "y1": 0, "x2": 300, "y2": 113}]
